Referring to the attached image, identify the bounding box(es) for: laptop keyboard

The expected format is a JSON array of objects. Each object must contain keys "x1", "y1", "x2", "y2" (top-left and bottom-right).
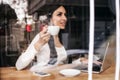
[{"x1": 73, "y1": 63, "x2": 102, "y2": 72}]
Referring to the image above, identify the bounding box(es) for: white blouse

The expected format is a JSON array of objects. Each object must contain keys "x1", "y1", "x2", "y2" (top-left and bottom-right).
[{"x1": 15, "y1": 34, "x2": 67, "y2": 71}]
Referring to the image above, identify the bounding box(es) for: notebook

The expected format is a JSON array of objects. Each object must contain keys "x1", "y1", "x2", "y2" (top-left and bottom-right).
[{"x1": 73, "y1": 41, "x2": 113, "y2": 73}]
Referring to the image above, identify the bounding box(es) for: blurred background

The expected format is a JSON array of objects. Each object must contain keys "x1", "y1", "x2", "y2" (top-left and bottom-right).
[{"x1": 0, "y1": 0, "x2": 116, "y2": 67}]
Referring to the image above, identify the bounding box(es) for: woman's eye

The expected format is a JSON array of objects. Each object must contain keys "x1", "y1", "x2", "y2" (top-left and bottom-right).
[{"x1": 57, "y1": 13, "x2": 62, "y2": 16}]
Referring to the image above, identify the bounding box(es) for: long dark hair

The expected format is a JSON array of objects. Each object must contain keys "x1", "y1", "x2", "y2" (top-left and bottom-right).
[{"x1": 39, "y1": 5, "x2": 66, "y2": 44}]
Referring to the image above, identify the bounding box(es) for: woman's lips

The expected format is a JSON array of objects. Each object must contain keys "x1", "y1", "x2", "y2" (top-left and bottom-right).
[{"x1": 60, "y1": 21, "x2": 66, "y2": 26}]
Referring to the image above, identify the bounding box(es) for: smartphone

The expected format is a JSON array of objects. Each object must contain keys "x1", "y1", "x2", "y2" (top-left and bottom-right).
[{"x1": 33, "y1": 72, "x2": 51, "y2": 77}]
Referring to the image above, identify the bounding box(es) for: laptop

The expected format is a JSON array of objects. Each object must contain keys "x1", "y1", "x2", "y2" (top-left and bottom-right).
[{"x1": 73, "y1": 41, "x2": 114, "y2": 73}]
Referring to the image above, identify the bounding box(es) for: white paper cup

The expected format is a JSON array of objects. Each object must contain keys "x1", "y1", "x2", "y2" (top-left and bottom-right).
[{"x1": 48, "y1": 26, "x2": 60, "y2": 35}]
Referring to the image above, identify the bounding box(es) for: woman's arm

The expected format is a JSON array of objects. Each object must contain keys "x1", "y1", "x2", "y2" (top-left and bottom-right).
[
  {"x1": 16, "y1": 27, "x2": 50, "y2": 70},
  {"x1": 15, "y1": 34, "x2": 40, "y2": 70}
]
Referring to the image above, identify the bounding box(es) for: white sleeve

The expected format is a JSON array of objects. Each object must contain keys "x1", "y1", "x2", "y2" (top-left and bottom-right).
[
  {"x1": 15, "y1": 34, "x2": 39, "y2": 70},
  {"x1": 55, "y1": 46, "x2": 67, "y2": 64}
]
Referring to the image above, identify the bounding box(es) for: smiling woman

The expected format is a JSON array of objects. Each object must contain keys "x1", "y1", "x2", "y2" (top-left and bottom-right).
[
  {"x1": 0, "y1": 0, "x2": 119, "y2": 80},
  {"x1": 15, "y1": 5, "x2": 68, "y2": 71}
]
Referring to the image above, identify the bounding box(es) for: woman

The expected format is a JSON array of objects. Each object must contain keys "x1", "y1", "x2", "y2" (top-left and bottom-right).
[{"x1": 15, "y1": 5, "x2": 67, "y2": 71}]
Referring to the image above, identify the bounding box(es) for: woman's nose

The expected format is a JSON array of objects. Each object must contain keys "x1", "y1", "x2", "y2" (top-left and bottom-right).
[{"x1": 62, "y1": 15, "x2": 67, "y2": 21}]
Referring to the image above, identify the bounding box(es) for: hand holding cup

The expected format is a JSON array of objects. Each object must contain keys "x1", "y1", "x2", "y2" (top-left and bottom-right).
[{"x1": 47, "y1": 26, "x2": 60, "y2": 36}]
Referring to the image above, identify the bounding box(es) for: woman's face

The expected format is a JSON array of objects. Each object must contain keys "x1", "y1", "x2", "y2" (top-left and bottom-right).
[{"x1": 50, "y1": 6, "x2": 67, "y2": 29}]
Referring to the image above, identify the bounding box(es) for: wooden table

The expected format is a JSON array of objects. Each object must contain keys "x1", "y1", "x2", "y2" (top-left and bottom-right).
[{"x1": 0, "y1": 64, "x2": 119, "y2": 80}]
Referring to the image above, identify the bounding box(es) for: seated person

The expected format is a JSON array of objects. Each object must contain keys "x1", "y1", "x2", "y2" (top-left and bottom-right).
[{"x1": 15, "y1": 5, "x2": 68, "y2": 72}]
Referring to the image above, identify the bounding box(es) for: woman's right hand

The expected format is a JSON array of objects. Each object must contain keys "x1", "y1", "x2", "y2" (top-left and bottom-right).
[
  {"x1": 34, "y1": 26, "x2": 50, "y2": 51},
  {"x1": 39, "y1": 26, "x2": 50, "y2": 44}
]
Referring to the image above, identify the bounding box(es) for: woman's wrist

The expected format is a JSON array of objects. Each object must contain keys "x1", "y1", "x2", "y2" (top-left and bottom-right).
[{"x1": 34, "y1": 41, "x2": 43, "y2": 52}]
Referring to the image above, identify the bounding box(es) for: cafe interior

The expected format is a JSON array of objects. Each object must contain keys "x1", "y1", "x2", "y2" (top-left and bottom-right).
[{"x1": 0, "y1": 0, "x2": 119, "y2": 80}]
